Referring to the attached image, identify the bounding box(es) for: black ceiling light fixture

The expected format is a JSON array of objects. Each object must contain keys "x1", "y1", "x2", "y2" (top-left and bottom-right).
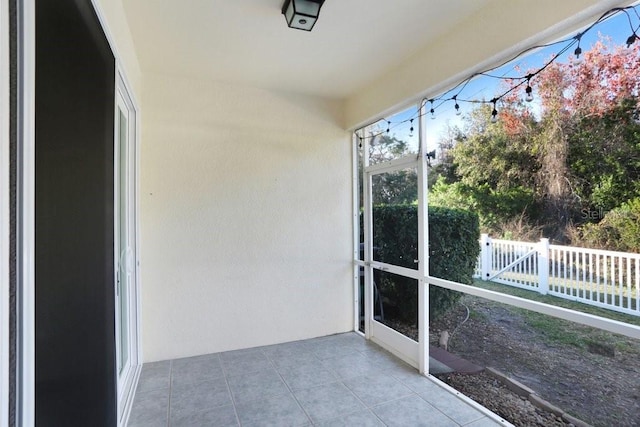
[{"x1": 282, "y1": 0, "x2": 325, "y2": 31}]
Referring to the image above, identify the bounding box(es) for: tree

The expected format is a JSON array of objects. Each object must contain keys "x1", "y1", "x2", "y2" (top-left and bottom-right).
[
  {"x1": 430, "y1": 125, "x2": 464, "y2": 186},
  {"x1": 567, "y1": 98, "x2": 640, "y2": 214},
  {"x1": 532, "y1": 62, "x2": 579, "y2": 238},
  {"x1": 434, "y1": 38, "x2": 640, "y2": 243},
  {"x1": 578, "y1": 198, "x2": 640, "y2": 252},
  {"x1": 430, "y1": 105, "x2": 540, "y2": 233},
  {"x1": 367, "y1": 134, "x2": 418, "y2": 205}
]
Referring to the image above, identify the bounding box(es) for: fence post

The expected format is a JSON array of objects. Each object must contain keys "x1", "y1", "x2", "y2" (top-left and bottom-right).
[
  {"x1": 481, "y1": 234, "x2": 491, "y2": 280},
  {"x1": 538, "y1": 238, "x2": 550, "y2": 295}
]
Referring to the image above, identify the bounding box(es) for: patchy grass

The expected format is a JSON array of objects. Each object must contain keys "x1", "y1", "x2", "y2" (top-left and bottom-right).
[
  {"x1": 519, "y1": 311, "x2": 586, "y2": 347},
  {"x1": 468, "y1": 309, "x2": 487, "y2": 321},
  {"x1": 472, "y1": 279, "x2": 640, "y2": 354},
  {"x1": 473, "y1": 279, "x2": 640, "y2": 326}
]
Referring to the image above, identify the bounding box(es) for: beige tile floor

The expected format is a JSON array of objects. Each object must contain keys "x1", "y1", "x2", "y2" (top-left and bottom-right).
[{"x1": 128, "y1": 332, "x2": 504, "y2": 426}]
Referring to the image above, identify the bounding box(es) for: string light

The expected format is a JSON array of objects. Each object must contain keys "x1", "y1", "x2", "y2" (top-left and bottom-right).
[
  {"x1": 409, "y1": 118, "x2": 414, "y2": 137},
  {"x1": 354, "y1": 4, "x2": 640, "y2": 140},
  {"x1": 525, "y1": 76, "x2": 534, "y2": 102},
  {"x1": 453, "y1": 95, "x2": 461, "y2": 116},
  {"x1": 573, "y1": 34, "x2": 583, "y2": 64},
  {"x1": 490, "y1": 99, "x2": 499, "y2": 123},
  {"x1": 573, "y1": 45, "x2": 583, "y2": 63}
]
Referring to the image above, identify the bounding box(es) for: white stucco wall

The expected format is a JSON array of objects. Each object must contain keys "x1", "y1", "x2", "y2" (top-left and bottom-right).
[
  {"x1": 140, "y1": 74, "x2": 352, "y2": 362},
  {"x1": 345, "y1": 0, "x2": 634, "y2": 128}
]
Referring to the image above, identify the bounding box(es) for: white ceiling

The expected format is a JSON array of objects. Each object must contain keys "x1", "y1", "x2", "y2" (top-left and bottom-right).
[{"x1": 122, "y1": 0, "x2": 493, "y2": 98}]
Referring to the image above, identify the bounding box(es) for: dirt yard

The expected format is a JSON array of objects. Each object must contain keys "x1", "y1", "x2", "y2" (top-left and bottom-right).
[{"x1": 429, "y1": 295, "x2": 640, "y2": 427}]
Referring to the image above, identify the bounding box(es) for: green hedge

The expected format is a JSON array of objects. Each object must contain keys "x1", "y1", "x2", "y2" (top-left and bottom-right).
[{"x1": 368, "y1": 205, "x2": 479, "y2": 322}]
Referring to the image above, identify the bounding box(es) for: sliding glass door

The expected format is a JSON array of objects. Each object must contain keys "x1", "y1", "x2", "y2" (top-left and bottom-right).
[{"x1": 115, "y1": 75, "x2": 139, "y2": 423}]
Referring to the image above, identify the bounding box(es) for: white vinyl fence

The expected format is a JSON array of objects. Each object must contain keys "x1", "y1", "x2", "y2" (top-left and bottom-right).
[{"x1": 474, "y1": 234, "x2": 640, "y2": 316}]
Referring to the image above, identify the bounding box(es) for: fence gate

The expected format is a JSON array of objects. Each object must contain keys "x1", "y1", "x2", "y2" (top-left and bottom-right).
[
  {"x1": 478, "y1": 235, "x2": 549, "y2": 293},
  {"x1": 475, "y1": 234, "x2": 640, "y2": 317}
]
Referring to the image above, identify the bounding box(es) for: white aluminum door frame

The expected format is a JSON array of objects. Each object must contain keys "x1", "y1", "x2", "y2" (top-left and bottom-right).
[
  {"x1": 417, "y1": 100, "x2": 429, "y2": 375},
  {"x1": 364, "y1": 163, "x2": 420, "y2": 367},
  {"x1": 89, "y1": 0, "x2": 143, "y2": 422},
  {"x1": 88, "y1": 0, "x2": 143, "y2": 423},
  {"x1": 360, "y1": 105, "x2": 429, "y2": 369},
  {"x1": 351, "y1": 133, "x2": 362, "y2": 333},
  {"x1": 114, "y1": 71, "x2": 140, "y2": 427},
  {"x1": 10, "y1": 1, "x2": 143, "y2": 423},
  {"x1": 16, "y1": 0, "x2": 36, "y2": 425},
  {"x1": 0, "y1": 0, "x2": 10, "y2": 424}
]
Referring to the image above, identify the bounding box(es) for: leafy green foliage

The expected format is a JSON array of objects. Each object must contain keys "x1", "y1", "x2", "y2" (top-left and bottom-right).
[
  {"x1": 370, "y1": 205, "x2": 480, "y2": 322},
  {"x1": 361, "y1": 134, "x2": 419, "y2": 205},
  {"x1": 451, "y1": 105, "x2": 539, "y2": 191},
  {"x1": 578, "y1": 198, "x2": 640, "y2": 252},
  {"x1": 431, "y1": 39, "x2": 640, "y2": 243},
  {"x1": 429, "y1": 178, "x2": 536, "y2": 230},
  {"x1": 567, "y1": 98, "x2": 640, "y2": 214},
  {"x1": 372, "y1": 168, "x2": 418, "y2": 205}
]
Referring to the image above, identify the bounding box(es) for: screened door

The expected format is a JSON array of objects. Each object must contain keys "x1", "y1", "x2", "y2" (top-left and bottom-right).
[{"x1": 358, "y1": 105, "x2": 429, "y2": 371}]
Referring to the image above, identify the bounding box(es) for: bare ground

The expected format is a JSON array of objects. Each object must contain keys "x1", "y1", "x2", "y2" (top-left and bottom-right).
[{"x1": 427, "y1": 295, "x2": 640, "y2": 427}]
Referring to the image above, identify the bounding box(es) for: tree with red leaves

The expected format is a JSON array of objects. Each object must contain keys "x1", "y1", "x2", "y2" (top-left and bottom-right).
[{"x1": 433, "y1": 38, "x2": 640, "y2": 243}]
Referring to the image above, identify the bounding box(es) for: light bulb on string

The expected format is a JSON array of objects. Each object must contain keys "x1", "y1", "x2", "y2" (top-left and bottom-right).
[
  {"x1": 525, "y1": 83, "x2": 534, "y2": 102},
  {"x1": 490, "y1": 99, "x2": 499, "y2": 123},
  {"x1": 573, "y1": 33, "x2": 583, "y2": 64},
  {"x1": 627, "y1": 33, "x2": 638, "y2": 47},
  {"x1": 386, "y1": 121, "x2": 390, "y2": 134},
  {"x1": 429, "y1": 99, "x2": 435, "y2": 119},
  {"x1": 409, "y1": 119, "x2": 414, "y2": 137},
  {"x1": 453, "y1": 95, "x2": 461, "y2": 116},
  {"x1": 573, "y1": 46, "x2": 583, "y2": 64}
]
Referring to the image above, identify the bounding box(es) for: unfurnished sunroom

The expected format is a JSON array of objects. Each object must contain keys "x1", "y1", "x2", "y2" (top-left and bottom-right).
[{"x1": 2, "y1": 0, "x2": 640, "y2": 426}]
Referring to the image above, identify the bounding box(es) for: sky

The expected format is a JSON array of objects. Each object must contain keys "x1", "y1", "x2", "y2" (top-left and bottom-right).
[{"x1": 364, "y1": 3, "x2": 640, "y2": 157}]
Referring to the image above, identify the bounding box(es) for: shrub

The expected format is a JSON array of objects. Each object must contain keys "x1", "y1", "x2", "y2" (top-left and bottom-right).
[
  {"x1": 429, "y1": 177, "x2": 537, "y2": 232},
  {"x1": 368, "y1": 205, "x2": 480, "y2": 323},
  {"x1": 577, "y1": 198, "x2": 640, "y2": 252}
]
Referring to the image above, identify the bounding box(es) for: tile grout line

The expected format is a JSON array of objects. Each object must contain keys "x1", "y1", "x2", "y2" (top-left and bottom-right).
[
  {"x1": 166, "y1": 359, "x2": 172, "y2": 427},
  {"x1": 219, "y1": 353, "x2": 243, "y2": 427},
  {"x1": 297, "y1": 337, "x2": 383, "y2": 426},
  {"x1": 339, "y1": 366, "x2": 416, "y2": 426},
  {"x1": 265, "y1": 346, "x2": 316, "y2": 426},
  {"x1": 398, "y1": 374, "x2": 490, "y2": 427},
  {"x1": 417, "y1": 394, "x2": 466, "y2": 427},
  {"x1": 171, "y1": 352, "x2": 241, "y2": 425},
  {"x1": 336, "y1": 379, "x2": 391, "y2": 427}
]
